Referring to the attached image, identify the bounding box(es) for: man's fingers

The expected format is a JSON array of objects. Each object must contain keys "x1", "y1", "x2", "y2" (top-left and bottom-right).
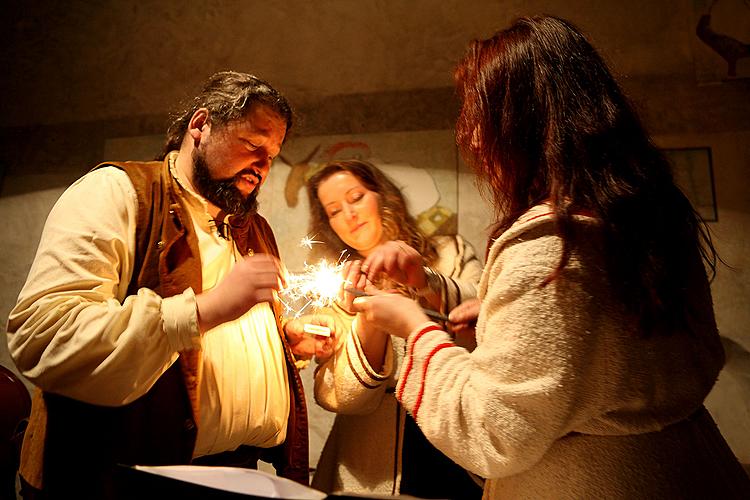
[{"x1": 255, "y1": 290, "x2": 275, "y2": 304}]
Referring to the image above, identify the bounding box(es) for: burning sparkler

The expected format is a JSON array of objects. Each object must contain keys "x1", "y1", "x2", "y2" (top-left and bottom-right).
[
  {"x1": 299, "y1": 235, "x2": 322, "y2": 250},
  {"x1": 279, "y1": 236, "x2": 350, "y2": 319}
]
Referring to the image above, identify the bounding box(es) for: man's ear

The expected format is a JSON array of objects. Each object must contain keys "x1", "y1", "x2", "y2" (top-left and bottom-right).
[{"x1": 188, "y1": 108, "x2": 210, "y2": 142}]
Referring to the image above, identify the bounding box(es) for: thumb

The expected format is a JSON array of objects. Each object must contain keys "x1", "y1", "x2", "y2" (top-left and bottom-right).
[{"x1": 351, "y1": 296, "x2": 369, "y2": 313}]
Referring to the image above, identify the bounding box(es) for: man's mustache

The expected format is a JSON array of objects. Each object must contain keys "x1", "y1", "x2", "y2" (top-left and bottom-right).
[
  {"x1": 236, "y1": 169, "x2": 262, "y2": 183},
  {"x1": 214, "y1": 169, "x2": 262, "y2": 184}
]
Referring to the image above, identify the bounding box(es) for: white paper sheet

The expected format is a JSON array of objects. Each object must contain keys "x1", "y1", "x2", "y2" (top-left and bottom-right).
[{"x1": 133, "y1": 465, "x2": 327, "y2": 499}]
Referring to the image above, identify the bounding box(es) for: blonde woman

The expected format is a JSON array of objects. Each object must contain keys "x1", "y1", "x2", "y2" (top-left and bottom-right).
[{"x1": 305, "y1": 160, "x2": 483, "y2": 498}]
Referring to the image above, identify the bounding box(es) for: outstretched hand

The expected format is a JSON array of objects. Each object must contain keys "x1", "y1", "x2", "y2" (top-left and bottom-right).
[
  {"x1": 351, "y1": 291, "x2": 430, "y2": 339},
  {"x1": 196, "y1": 253, "x2": 285, "y2": 333},
  {"x1": 360, "y1": 240, "x2": 428, "y2": 289}
]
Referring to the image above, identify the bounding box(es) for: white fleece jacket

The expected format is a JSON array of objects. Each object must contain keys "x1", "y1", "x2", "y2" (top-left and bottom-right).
[{"x1": 395, "y1": 205, "x2": 749, "y2": 498}]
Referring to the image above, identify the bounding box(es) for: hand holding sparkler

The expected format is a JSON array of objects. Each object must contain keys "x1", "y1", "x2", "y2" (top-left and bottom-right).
[
  {"x1": 360, "y1": 240, "x2": 429, "y2": 290},
  {"x1": 196, "y1": 253, "x2": 285, "y2": 333},
  {"x1": 277, "y1": 236, "x2": 352, "y2": 362}
]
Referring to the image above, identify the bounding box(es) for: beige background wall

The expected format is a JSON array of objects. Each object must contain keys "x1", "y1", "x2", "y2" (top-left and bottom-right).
[{"x1": 2, "y1": 0, "x2": 749, "y2": 472}]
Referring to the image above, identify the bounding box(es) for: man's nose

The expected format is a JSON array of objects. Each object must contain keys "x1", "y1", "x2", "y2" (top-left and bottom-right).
[
  {"x1": 254, "y1": 156, "x2": 271, "y2": 171},
  {"x1": 251, "y1": 157, "x2": 272, "y2": 178}
]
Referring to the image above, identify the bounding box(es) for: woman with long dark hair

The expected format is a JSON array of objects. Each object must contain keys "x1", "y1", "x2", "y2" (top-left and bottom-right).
[{"x1": 351, "y1": 15, "x2": 750, "y2": 498}]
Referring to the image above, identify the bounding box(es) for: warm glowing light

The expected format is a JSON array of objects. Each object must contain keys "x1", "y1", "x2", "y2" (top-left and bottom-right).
[
  {"x1": 279, "y1": 236, "x2": 349, "y2": 318},
  {"x1": 281, "y1": 259, "x2": 348, "y2": 317}
]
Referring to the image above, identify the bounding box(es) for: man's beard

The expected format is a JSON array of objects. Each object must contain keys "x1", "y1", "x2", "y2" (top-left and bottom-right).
[{"x1": 192, "y1": 149, "x2": 259, "y2": 218}]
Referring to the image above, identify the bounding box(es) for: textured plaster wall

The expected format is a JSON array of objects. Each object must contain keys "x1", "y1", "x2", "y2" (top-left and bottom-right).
[
  {"x1": 654, "y1": 131, "x2": 750, "y2": 464},
  {"x1": 2, "y1": 0, "x2": 750, "y2": 479},
  {"x1": 1, "y1": 0, "x2": 713, "y2": 128}
]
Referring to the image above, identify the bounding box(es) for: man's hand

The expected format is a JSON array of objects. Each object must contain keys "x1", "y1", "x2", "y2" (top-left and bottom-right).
[
  {"x1": 196, "y1": 253, "x2": 285, "y2": 333},
  {"x1": 284, "y1": 314, "x2": 337, "y2": 363}
]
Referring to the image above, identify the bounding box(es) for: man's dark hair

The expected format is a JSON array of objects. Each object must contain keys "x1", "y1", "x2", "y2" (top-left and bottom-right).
[{"x1": 158, "y1": 71, "x2": 293, "y2": 160}]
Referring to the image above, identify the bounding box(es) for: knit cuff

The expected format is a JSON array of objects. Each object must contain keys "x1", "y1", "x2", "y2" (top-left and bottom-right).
[
  {"x1": 161, "y1": 288, "x2": 201, "y2": 352},
  {"x1": 345, "y1": 317, "x2": 394, "y2": 388},
  {"x1": 396, "y1": 321, "x2": 454, "y2": 419}
]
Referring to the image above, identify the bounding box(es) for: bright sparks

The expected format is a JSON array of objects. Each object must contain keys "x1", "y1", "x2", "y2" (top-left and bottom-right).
[
  {"x1": 280, "y1": 237, "x2": 349, "y2": 318},
  {"x1": 300, "y1": 235, "x2": 322, "y2": 250},
  {"x1": 281, "y1": 259, "x2": 347, "y2": 318}
]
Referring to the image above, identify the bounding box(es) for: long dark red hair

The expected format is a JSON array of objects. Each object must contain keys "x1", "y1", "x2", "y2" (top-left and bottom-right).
[{"x1": 454, "y1": 15, "x2": 717, "y2": 335}]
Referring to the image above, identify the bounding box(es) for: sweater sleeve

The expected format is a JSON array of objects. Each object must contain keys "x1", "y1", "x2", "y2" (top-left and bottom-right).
[
  {"x1": 6, "y1": 167, "x2": 199, "y2": 406},
  {"x1": 395, "y1": 227, "x2": 603, "y2": 478},
  {"x1": 314, "y1": 304, "x2": 395, "y2": 414},
  {"x1": 430, "y1": 234, "x2": 482, "y2": 311}
]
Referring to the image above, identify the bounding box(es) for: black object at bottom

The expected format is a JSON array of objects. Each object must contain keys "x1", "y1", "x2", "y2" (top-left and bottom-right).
[{"x1": 399, "y1": 413, "x2": 482, "y2": 499}]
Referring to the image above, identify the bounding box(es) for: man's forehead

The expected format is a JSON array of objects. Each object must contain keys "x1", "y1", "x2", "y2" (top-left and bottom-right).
[
  {"x1": 246, "y1": 104, "x2": 287, "y2": 127},
  {"x1": 212, "y1": 108, "x2": 280, "y2": 139},
  {"x1": 223, "y1": 105, "x2": 286, "y2": 136}
]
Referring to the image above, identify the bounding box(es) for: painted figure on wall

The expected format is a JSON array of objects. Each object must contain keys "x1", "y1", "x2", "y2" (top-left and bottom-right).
[{"x1": 695, "y1": 0, "x2": 750, "y2": 78}]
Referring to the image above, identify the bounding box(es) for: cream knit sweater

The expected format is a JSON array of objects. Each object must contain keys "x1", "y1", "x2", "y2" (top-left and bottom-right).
[
  {"x1": 396, "y1": 205, "x2": 749, "y2": 498},
  {"x1": 312, "y1": 234, "x2": 483, "y2": 495}
]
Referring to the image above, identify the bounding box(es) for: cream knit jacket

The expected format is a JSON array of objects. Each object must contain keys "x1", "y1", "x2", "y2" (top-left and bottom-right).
[
  {"x1": 395, "y1": 205, "x2": 748, "y2": 498},
  {"x1": 312, "y1": 234, "x2": 483, "y2": 495}
]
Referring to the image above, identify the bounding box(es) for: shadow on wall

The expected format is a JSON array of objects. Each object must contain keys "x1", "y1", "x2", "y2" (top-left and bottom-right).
[{"x1": 707, "y1": 336, "x2": 750, "y2": 473}]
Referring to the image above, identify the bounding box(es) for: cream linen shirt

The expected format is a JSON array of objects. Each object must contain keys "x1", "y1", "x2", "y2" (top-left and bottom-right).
[{"x1": 7, "y1": 157, "x2": 289, "y2": 457}]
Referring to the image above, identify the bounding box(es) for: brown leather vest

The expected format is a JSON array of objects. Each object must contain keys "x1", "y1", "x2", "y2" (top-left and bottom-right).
[{"x1": 19, "y1": 157, "x2": 309, "y2": 497}]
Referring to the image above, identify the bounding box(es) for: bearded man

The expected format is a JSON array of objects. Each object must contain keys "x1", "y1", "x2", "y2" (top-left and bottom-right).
[{"x1": 7, "y1": 71, "x2": 331, "y2": 498}]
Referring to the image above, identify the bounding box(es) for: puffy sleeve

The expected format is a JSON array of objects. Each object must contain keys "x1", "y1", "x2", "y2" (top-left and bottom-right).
[{"x1": 6, "y1": 167, "x2": 200, "y2": 406}]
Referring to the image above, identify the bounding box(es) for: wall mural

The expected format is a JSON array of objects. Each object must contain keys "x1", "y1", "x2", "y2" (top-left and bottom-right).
[{"x1": 693, "y1": 0, "x2": 750, "y2": 81}]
